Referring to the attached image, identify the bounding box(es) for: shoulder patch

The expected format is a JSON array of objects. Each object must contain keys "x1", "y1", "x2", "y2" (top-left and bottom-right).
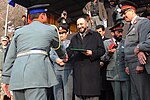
[{"x1": 133, "y1": 20, "x2": 138, "y2": 24}]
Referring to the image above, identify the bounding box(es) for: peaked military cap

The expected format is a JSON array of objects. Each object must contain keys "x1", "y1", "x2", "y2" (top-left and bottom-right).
[
  {"x1": 1, "y1": 36, "x2": 7, "y2": 41},
  {"x1": 28, "y1": 4, "x2": 50, "y2": 14},
  {"x1": 109, "y1": 22, "x2": 124, "y2": 32},
  {"x1": 58, "y1": 25, "x2": 68, "y2": 33},
  {"x1": 119, "y1": 0, "x2": 137, "y2": 14}
]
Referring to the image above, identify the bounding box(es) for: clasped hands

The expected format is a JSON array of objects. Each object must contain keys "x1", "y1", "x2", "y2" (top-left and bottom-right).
[
  {"x1": 56, "y1": 54, "x2": 68, "y2": 66},
  {"x1": 134, "y1": 46, "x2": 147, "y2": 65},
  {"x1": 134, "y1": 46, "x2": 147, "y2": 73}
]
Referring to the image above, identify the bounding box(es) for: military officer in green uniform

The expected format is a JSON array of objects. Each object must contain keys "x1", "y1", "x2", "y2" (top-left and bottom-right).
[
  {"x1": 102, "y1": 22, "x2": 130, "y2": 100},
  {"x1": 2, "y1": 4, "x2": 66, "y2": 100}
]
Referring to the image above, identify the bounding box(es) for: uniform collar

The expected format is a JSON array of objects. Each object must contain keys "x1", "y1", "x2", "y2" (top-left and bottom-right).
[{"x1": 131, "y1": 15, "x2": 138, "y2": 24}]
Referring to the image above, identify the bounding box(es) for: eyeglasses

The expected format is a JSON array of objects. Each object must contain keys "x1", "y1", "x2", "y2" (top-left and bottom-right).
[{"x1": 59, "y1": 32, "x2": 67, "y2": 34}]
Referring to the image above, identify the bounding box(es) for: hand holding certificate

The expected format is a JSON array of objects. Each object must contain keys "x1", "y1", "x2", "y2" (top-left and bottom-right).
[
  {"x1": 71, "y1": 48, "x2": 87, "y2": 52},
  {"x1": 71, "y1": 48, "x2": 92, "y2": 56}
]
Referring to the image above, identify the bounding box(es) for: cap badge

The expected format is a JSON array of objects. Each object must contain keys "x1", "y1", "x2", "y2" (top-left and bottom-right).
[{"x1": 59, "y1": 27, "x2": 62, "y2": 30}]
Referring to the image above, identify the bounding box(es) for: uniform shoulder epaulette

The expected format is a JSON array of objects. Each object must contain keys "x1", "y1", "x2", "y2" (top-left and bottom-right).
[
  {"x1": 50, "y1": 25, "x2": 58, "y2": 32},
  {"x1": 50, "y1": 25, "x2": 61, "y2": 50},
  {"x1": 134, "y1": 17, "x2": 148, "y2": 24}
]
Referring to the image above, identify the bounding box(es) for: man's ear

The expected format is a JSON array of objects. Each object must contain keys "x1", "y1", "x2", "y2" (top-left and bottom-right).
[
  {"x1": 40, "y1": 13, "x2": 45, "y2": 19},
  {"x1": 111, "y1": 32, "x2": 114, "y2": 36}
]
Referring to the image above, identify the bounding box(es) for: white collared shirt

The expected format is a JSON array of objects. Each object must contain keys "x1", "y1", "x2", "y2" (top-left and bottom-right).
[{"x1": 102, "y1": 36, "x2": 104, "y2": 39}]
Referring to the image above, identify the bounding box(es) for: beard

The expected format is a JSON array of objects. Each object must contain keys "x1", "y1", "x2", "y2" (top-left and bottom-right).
[
  {"x1": 78, "y1": 27, "x2": 87, "y2": 34},
  {"x1": 114, "y1": 35, "x2": 122, "y2": 42}
]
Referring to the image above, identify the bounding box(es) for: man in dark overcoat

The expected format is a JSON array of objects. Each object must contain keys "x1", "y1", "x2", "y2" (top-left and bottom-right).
[{"x1": 66, "y1": 17, "x2": 105, "y2": 100}]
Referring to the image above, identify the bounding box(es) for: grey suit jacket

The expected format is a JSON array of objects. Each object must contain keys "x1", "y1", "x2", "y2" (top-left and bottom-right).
[{"x1": 2, "y1": 21, "x2": 65, "y2": 90}]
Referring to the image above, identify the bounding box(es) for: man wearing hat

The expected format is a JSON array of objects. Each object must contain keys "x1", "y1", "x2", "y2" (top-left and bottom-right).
[
  {"x1": 0, "y1": 36, "x2": 10, "y2": 100},
  {"x1": 119, "y1": 1, "x2": 150, "y2": 100},
  {"x1": 50, "y1": 25, "x2": 73, "y2": 100},
  {"x1": 2, "y1": 4, "x2": 66, "y2": 100},
  {"x1": 102, "y1": 22, "x2": 130, "y2": 100}
]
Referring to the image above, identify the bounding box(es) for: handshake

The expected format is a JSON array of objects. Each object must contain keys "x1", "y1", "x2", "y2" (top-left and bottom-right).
[{"x1": 56, "y1": 53, "x2": 68, "y2": 66}]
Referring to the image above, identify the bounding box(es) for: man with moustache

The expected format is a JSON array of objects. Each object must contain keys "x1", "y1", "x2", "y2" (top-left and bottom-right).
[
  {"x1": 102, "y1": 22, "x2": 130, "y2": 100},
  {"x1": 66, "y1": 17, "x2": 105, "y2": 100},
  {"x1": 119, "y1": 1, "x2": 150, "y2": 100}
]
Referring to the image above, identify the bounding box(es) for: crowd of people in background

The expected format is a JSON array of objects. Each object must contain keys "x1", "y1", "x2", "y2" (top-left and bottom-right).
[{"x1": 0, "y1": 0, "x2": 150, "y2": 100}]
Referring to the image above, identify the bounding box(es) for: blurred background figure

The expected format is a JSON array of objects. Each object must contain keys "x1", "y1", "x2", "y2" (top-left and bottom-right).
[
  {"x1": 57, "y1": 10, "x2": 71, "y2": 32},
  {"x1": 83, "y1": 0, "x2": 107, "y2": 29},
  {"x1": 105, "y1": 0, "x2": 117, "y2": 27},
  {"x1": 141, "y1": 12, "x2": 150, "y2": 20},
  {"x1": 0, "y1": 36, "x2": 10, "y2": 100},
  {"x1": 19, "y1": 15, "x2": 28, "y2": 26}
]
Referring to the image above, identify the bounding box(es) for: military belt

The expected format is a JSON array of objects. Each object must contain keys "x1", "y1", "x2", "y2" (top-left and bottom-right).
[{"x1": 17, "y1": 50, "x2": 48, "y2": 57}]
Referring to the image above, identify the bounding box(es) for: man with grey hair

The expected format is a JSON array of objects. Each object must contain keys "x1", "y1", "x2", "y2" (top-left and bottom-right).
[{"x1": 120, "y1": 1, "x2": 150, "y2": 100}]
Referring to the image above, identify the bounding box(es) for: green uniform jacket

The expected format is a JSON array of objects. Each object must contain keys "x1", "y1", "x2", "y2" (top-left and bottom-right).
[{"x1": 102, "y1": 39, "x2": 129, "y2": 81}]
